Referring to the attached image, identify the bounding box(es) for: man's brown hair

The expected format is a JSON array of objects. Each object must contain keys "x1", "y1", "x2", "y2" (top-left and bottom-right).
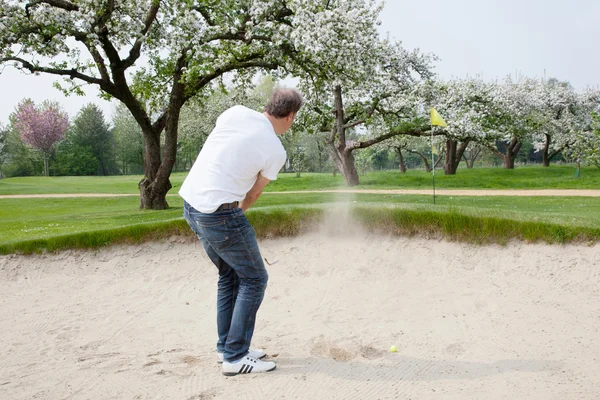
[{"x1": 264, "y1": 88, "x2": 303, "y2": 118}]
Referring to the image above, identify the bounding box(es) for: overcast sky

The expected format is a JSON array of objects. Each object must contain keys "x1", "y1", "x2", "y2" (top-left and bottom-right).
[{"x1": 1, "y1": 0, "x2": 598, "y2": 125}]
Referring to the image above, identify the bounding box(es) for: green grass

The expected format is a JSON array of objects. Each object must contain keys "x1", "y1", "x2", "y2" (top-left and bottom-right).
[
  {"x1": 352, "y1": 207, "x2": 600, "y2": 245},
  {"x1": 0, "y1": 175, "x2": 143, "y2": 195},
  {"x1": 2, "y1": 192, "x2": 599, "y2": 254},
  {"x1": 1, "y1": 165, "x2": 599, "y2": 195},
  {"x1": 270, "y1": 165, "x2": 600, "y2": 191}
]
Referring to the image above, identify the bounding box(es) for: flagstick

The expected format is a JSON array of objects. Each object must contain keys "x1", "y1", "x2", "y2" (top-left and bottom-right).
[{"x1": 431, "y1": 125, "x2": 436, "y2": 205}]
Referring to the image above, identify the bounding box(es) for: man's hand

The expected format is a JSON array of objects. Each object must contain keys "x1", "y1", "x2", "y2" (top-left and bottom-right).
[{"x1": 240, "y1": 173, "x2": 271, "y2": 212}]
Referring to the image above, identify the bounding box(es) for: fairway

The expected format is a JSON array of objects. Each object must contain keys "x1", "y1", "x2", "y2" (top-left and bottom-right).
[{"x1": 1, "y1": 165, "x2": 599, "y2": 195}]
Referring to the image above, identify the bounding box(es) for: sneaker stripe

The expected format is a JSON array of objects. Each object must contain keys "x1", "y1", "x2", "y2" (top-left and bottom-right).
[
  {"x1": 240, "y1": 364, "x2": 249, "y2": 374},
  {"x1": 248, "y1": 365, "x2": 253, "y2": 373}
]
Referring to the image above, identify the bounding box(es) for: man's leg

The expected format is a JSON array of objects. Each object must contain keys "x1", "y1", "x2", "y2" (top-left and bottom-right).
[
  {"x1": 214, "y1": 215, "x2": 268, "y2": 363},
  {"x1": 183, "y1": 202, "x2": 240, "y2": 353},
  {"x1": 200, "y1": 241, "x2": 240, "y2": 353}
]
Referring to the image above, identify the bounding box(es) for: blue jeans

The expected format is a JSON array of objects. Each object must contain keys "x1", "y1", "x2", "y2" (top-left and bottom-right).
[{"x1": 183, "y1": 201, "x2": 268, "y2": 363}]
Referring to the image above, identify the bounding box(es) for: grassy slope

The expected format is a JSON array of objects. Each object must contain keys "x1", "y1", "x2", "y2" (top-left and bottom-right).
[{"x1": 2, "y1": 192, "x2": 599, "y2": 254}]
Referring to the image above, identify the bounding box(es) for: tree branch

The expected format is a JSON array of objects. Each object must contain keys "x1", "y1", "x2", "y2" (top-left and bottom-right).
[
  {"x1": 122, "y1": 1, "x2": 161, "y2": 69},
  {"x1": 548, "y1": 145, "x2": 566, "y2": 160},
  {"x1": 86, "y1": 46, "x2": 111, "y2": 84},
  {"x1": 328, "y1": 127, "x2": 337, "y2": 146},
  {"x1": 192, "y1": 5, "x2": 216, "y2": 26},
  {"x1": 2, "y1": 57, "x2": 103, "y2": 85},
  {"x1": 333, "y1": 85, "x2": 346, "y2": 151},
  {"x1": 88, "y1": 1, "x2": 121, "y2": 70},
  {"x1": 184, "y1": 56, "x2": 279, "y2": 103},
  {"x1": 70, "y1": 32, "x2": 111, "y2": 85},
  {"x1": 343, "y1": 119, "x2": 367, "y2": 130},
  {"x1": 486, "y1": 141, "x2": 504, "y2": 159},
  {"x1": 343, "y1": 96, "x2": 387, "y2": 127},
  {"x1": 434, "y1": 150, "x2": 445, "y2": 168},
  {"x1": 91, "y1": 0, "x2": 116, "y2": 32},
  {"x1": 25, "y1": 0, "x2": 79, "y2": 18},
  {"x1": 354, "y1": 129, "x2": 430, "y2": 149},
  {"x1": 203, "y1": 26, "x2": 274, "y2": 45},
  {"x1": 152, "y1": 113, "x2": 168, "y2": 135}
]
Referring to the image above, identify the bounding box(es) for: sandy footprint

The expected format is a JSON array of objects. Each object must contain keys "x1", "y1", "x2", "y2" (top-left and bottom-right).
[{"x1": 309, "y1": 336, "x2": 357, "y2": 362}]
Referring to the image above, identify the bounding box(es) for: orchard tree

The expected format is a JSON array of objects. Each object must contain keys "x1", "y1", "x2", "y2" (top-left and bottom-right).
[
  {"x1": 533, "y1": 83, "x2": 600, "y2": 167},
  {"x1": 13, "y1": 99, "x2": 69, "y2": 176},
  {"x1": 531, "y1": 78, "x2": 578, "y2": 167},
  {"x1": 562, "y1": 91, "x2": 600, "y2": 170},
  {"x1": 462, "y1": 143, "x2": 485, "y2": 169},
  {"x1": 304, "y1": 132, "x2": 330, "y2": 173},
  {"x1": 291, "y1": 145, "x2": 307, "y2": 177},
  {"x1": 1, "y1": 0, "x2": 384, "y2": 209},
  {"x1": 300, "y1": 35, "x2": 435, "y2": 185},
  {"x1": 423, "y1": 77, "x2": 496, "y2": 175},
  {"x1": 386, "y1": 135, "x2": 438, "y2": 172},
  {"x1": 587, "y1": 112, "x2": 600, "y2": 169},
  {"x1": 488, "y1": 76, "x2": 543, "y2": 169}
]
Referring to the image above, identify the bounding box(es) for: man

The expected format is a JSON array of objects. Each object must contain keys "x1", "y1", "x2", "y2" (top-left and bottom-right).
[{"x1": 179, "y1": 88, "x2": 303, "y2": 376}]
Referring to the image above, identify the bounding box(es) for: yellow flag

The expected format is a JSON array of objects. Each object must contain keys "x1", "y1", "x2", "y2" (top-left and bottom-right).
[
  {"x1": 432, "y1": 145, "x2": 438, "y2": 155},
  {"x1": 430, "y1": 107, "x2": 448, "y2": 127}
]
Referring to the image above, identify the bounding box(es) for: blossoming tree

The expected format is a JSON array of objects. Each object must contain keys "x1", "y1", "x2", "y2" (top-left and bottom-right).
[
  {"x1": 299, "y1": 34, "x2": 435, "y2": 185},
  {"x1": 423, "y1": 77, "x2": 496, "y2": 174},
  {"x1": 13, "y1": 99, "x2": 69, "y2": 176},
  {"x1": 1, "y1": 0, "x2": 387, "y2": 208}
]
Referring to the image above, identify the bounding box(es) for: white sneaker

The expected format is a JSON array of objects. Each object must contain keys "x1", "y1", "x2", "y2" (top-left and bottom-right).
[
  {"x1": 222, "y1": 355, "x2": 276, "y2": 376},
  {"x1": 217, "y1": 348, "x2": 266, "y2": 364}
]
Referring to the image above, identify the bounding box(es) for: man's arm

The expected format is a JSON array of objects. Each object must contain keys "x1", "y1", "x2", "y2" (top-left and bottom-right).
[{"x1": 240, "y1": 173, "x2": 271, "y2": 212}]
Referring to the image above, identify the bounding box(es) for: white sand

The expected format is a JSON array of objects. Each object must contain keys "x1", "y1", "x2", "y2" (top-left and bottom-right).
[{"x1": 1, "y1": 233, "x2": 599, "y2": 399}]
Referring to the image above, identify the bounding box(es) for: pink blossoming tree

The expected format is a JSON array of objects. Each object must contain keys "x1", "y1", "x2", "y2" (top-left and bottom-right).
[{"x1": 13, "y1": 99, "x2": 69, "y2": 176}]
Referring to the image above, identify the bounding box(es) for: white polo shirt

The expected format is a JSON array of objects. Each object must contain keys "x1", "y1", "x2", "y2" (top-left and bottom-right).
[{"x1": 179, "y1": 105, "x2": 286, "y2": 213}]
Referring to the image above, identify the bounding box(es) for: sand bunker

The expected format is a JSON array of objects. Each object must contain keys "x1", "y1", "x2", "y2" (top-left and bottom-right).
[{"x1": 1, "y1": 232, "x2": 599, "y2": 399}]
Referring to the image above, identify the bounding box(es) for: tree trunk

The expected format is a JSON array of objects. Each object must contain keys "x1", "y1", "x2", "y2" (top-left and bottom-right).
[
  {"x1": 443, "y1": 140, "x2": 458, "y2": 175},
  {"x1": 406, "y1": 149, "x2": 432, "y2": 173},
  {"x1": 464, "y1": 146, "x2": 482, "y2": 169},
  {"x1": 492, "y1": 138, "x2": 522, "y2": 169},
  {"x1": 317, "y1": 149, "x2": 323, "y2": 173},
  {"x1": 43, "y1": 151, "x2": 49, "y2": 177},
  {"x1": 395, "y1": 147, "x2": 407, "y2": 173},
  {"x1": 443, "y1": 139, "x2": 470, "y2": 175},
  {"x1": 503, "y1": 155, "x2": 515, "y2": 169},
  {"x1": 331, "y1": 146, "x2": 359, "y2": 186},
  {"x1": 462, "y1": 154, "x2": 471, "y2": 168},
  {"x1": 135, "y1": 62, "x2": 186, "y2": 209},
  {"x1": 542, "y1": 134, "x2": 565, "y2": 167},
  {"x1": 316, "y1": 138, "x2": 325, "y2": 173},
  {"x1": 542, "y1": 134, "x2": 551, "y2": 167},
  {"x1": 138, "y1": 109, "x2": 179, "y2": 209},
  {"x1": 328, "y1": 85, "x2": 360, "y2": 186},
  {"x1": 138, "y1": 128, "x2": 172, "y2": 209},
  {"x1": 503, "y1": 138, "x2": 521, "y2": 169}
]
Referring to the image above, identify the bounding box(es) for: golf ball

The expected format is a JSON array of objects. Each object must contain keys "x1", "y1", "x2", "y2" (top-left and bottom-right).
[{"x1": 390, "y1": 345, "x2": 397, "y2": 353}]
